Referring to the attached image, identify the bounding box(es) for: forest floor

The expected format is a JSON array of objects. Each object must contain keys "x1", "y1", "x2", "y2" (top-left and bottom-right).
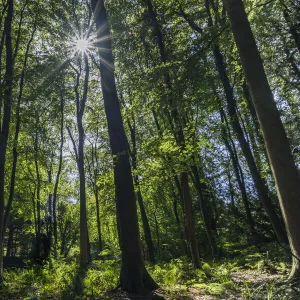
[
  {"x1": 2, "y1": 242, "x2": 300, "y2": 299},
  {"x1": 102, "y1": 269, "x2": 299, "y2": 300}
]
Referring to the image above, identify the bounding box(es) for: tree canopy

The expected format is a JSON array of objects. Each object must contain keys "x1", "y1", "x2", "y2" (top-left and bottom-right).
[{"x1": 0, "y1": 0, "x2": 300, "y2": 298}]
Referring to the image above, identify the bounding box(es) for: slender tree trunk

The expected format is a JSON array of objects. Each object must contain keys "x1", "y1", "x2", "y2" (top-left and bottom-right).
[
  {"x1": 224, "y1": 0, "x2": 300, "y2": 278},
  {"x1": 34, "y1": 123, "x2": 41, "y2": 261},
  {"x1": 53, "y1": 93, "x2": 64, "y2": 256},
  {"x1": 75, "y1": 55, "x2": 91, "y2": 268},
  {"x1": 0, "y1": 6, "x2": 7, "y2": 131},
  {"x1": 86, "y1": 142, "x2": 103, "y2": 253},
  {"x1": 171, "y1": 187, "x2": 190, "y2": 256},
  {"x1": 78, "y1": 125, "x2": 90, "y2": 268},
  {"x1": 126, "y1": 112, "x2": 155, "y2": 263},
  {"x1": 2, "y1": 23, "x2": 36, "y2": 243},
  {"x1": 242, "y1": 81, "x2": 272, "y2": 171},
  {"x1": 91, "y1": 0, "x2": 158, "y2": 292},
  {"x1": 94, "y1": 187, "x2": 102, "y2": 252},
  {"x1": 135, "y1": 187, "x2": 155, "y2": 263},
  {"x1": 180, "y1": 172, "x2": 201, "y2": 267},
  {"x1": 154, "y1": 209, "x2": 160, "y2": 260},
  {"x1": 200, "y1": 0, "x2": 287, "y2": 243},
  {"x1": 145, "y1": 0, "x2": 201, "y2": 268},
  {"x1": 190, "y1": 163, "x2": 217, "y2": 256},
  {"x1": 0, "y1": 0, "x2": 13, "y2": 280},
  {"x1": 220, "y1": 108, "x2": 256, "y2": 236},
  {"x1": 212, "y1": 44, "x2": 287, "y2": 244}
]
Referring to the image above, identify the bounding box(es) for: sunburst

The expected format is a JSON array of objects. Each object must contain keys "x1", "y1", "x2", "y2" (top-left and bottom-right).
[{"x1": 69, "y1": 34, "x2": 95, "y2": 57}]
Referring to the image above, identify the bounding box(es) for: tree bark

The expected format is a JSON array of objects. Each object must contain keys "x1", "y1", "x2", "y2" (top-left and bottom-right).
[
  {"x1": 86, "y1": 142, "x2": 103, "y2": 253},
  {"x1": 53, "y1": 93, "x2": 64, "y2": 256},
  {"x1": 91, "y1": 0, "x2": 158, "y2": 293},
  {"x1": 73, "y1": 54, "x2": 91, "y2": 269},
  {"x1": 224, "y1": 0, "x2": 300, "y2": 278},
  {"x1": 0, "y1": 0, "x2": 13, "y2": 280}
]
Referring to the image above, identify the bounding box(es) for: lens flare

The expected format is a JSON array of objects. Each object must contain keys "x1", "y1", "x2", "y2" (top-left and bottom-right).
[{"x1": 75, "y1": 38, "x2": 89, "y2": 53}]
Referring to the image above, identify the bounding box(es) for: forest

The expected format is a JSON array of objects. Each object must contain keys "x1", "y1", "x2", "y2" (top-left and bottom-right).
[{"x1": 0, "y1": 0, "x2": 300, "y2": 299}]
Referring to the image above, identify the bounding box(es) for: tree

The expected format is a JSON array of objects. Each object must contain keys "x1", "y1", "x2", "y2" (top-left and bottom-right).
[
  {"x1": 0, "y1": 0, "x2": 13, "y2": 279},
  {"x1": 91, "y1": 0, "x2": 158, "y2": 293},
  {"x1": 67, "y1": 54, "x2": 91, "y2": 269},
  {"x1": 224, "y1": 0, "x2": 300, "y2": 278}
]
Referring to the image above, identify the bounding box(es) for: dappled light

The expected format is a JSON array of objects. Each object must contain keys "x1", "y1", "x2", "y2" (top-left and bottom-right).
[{"x1": 0, "y1": 0, "x2": 300, "y2": 299}]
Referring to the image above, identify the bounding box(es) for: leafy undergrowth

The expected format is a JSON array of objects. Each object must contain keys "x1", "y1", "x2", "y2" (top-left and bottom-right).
[{"x1": 1, "y1": 242, "x2": 300, "y2": 299}]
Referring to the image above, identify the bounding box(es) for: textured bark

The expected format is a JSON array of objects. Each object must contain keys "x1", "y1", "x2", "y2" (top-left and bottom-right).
[
  {"x1": 0, "y1": 0, "x2": 13, "y2": 279},
  {"x1": 224, "y1": 0, "x2": 300, "y2": 278},
  {"x1": 91, "y1": 0, "x2": 158, "y2": 293}
]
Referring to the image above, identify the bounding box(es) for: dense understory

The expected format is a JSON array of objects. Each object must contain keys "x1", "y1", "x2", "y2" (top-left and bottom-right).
[{"x1": 1, "y1": 242, "x2": 300, "y2": 299}]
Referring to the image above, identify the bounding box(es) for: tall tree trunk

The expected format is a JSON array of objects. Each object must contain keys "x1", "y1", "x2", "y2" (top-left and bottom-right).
[
  {"x1": 34, "y1": 121, "x2": 41, "y2": 261},
  {"x1": 224, "y1": 0, "x2": 300, "y2": 278},
  {"x1": 0, "y1": 0, "x2": 13, "y2": 280},
  {"x1": 212, "y1": 44, "x2": 287, "y2": 244},
  {"x1": 0, "y1": 3, "x2": 8, "y2": 132},
  {"x1": 202, "y1": 0, "x2": 287, "y2": 244},
  {"x1": 86, "y1": 142, "x2": 103, "y2": 253},
  {"x1": 145, "y1": 0, "x2": 201, "y2": 268},
  {"x1": 220, "y1": 108, "x2": 256, "y2": 237},
  {"x1": 152, "y1": 110, "x2": 189, "y2": 256},
  {"x1": 73, "y1": 54, "x2": 91, "y2": 269},
  {"x1": 170, "y1": 187, "x2": 190, "y2": 256},
  {"x1": 53, "y1": 93, "x2": 64, "y2": 256},
  {"x1": 2, "y1": 22, "x2": 36, "y2": 243},
  {"x1": 135, "y1": 187, "x2": 155, "y2": 263},
  {"x1": 126, "y1": 111, "x2": 155, "y2": 263},
  {"x1": 190, "y1": 163, "x2": 217, "y2": 256},
  {"x1": 94, "y1": 187, "x2": 102, "y2": 253},
  {"x1": 91, "y1": 0, "x2": 158, "y2": 293}
]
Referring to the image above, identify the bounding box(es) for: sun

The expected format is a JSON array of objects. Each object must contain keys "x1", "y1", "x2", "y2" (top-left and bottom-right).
[
  {"x1": 75, "y1": 38, "x2": 89, "y2": 53},
  {"x1": 68, "y1": 34, "x2": 95, "y2": 57}
]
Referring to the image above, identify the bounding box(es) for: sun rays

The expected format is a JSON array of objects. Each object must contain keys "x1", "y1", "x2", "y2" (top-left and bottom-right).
[
  {"x1": 75, "y1": 38, "x2": 90, "y2": 53},
  {"x1": 69, "y1": 34, "x2": 95, "y2": 57}
]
